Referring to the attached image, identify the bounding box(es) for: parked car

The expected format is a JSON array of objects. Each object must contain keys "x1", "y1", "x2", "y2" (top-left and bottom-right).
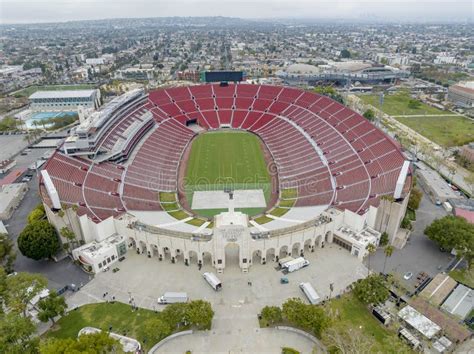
[{"x1": 403, "y1": 272, "x2": 413, "y2": 280}]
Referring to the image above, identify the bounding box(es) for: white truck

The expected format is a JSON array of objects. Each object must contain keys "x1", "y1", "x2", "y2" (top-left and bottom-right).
[
  {"x1": 278, "y1": 256, "x2": 294, "y2": 268},
  {"x1": 203, "y1": 272, "x2": 222, "y2": 291},
  {"x1": 283, "y1": 257, "x2": 310, "y2": 273},
  {"x1": 299, "y1": 282, "x2": 320, "y2": 305},
  {"x1": 157, "y1": 292, "x2": 188, "y2": 304}
]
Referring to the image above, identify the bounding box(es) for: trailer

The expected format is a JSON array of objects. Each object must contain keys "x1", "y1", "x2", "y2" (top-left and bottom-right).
[
  {"x1": 157, "y1": 292, "x2": 188, "y2": 304},
  {"x1": 203, "y1": 272, "x2": 222, "y2": 291},
  {"x1": 278, "y1": 256, "x2": 294, "y2": 268},
  {"x1": 283, "y1": 257, "x2": 310, "y2": 273},
  {"x1": 299, "y1": 282, "x2": 320, "y2": 305}
]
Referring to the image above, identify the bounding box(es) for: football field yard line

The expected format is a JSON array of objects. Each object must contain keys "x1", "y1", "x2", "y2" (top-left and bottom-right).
[{"x1": 184, "y1": 130, "x2": 272, "y2": 216}]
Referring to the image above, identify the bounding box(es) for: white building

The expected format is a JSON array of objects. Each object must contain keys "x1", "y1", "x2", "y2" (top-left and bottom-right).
[
  {"x1": 29, "y1": 89, "x2": 101, "y2": 111},
  {"x1": 72, "y1": 234, "x2": 127, "y2": 273}
]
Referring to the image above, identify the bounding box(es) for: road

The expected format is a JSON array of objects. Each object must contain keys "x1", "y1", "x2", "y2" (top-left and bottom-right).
[{"x1": 2, "y1": 139, "x2": 90, "y2": 290}]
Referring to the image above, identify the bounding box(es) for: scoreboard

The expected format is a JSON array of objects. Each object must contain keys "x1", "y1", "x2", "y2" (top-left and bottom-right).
[{"x1": 200, "y1": 71, "x2": 245, "y2": 83}]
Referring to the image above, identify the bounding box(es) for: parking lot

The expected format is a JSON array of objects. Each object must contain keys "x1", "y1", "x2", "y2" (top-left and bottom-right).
[
  {"x1": 67, "y1": 244, "x2": 366, "y2": 352},
  {"x1": 370, "y1": 189, "x2": 454, "y2": 290}
]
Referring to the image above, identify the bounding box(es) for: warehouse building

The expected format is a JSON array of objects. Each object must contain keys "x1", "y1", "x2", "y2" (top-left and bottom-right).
[{"x1": 448, "y1": 81, "x2": 474, "y2": 108}]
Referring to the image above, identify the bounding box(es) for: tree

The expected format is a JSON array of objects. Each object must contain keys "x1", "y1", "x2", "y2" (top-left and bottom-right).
[
  {"x1": 407, "y1": 99, "x2": 421, "y2": 109},
  {"x1": 365, "y1": 243, "x2": 377, "y2": 276},
  {"x1": 5, "y1": 272, "x2": 48, "y2": 315},
  {"x1": 379, "y1": 232, "x2": 389, "y2": 247},
  {"x1": 0, "y1": 312, "x2": 39, "y2": 353},
  {"x1": 40, "y1": 332, "x2": 119, "y2": 354},
  {"x1": 340, "y1": 49, "x2": 351, "y2": 58},
  {"x1": 37, "y1": 290, "x2": 67, "y2": 325},
  {"x1": 324, "y1": 326, "x2": 375, "y2": 354},
  {"x1": 27, "y1": 204, "x2": 45, "y2": 224},
  {"x1": 18, "y1": 220, "x2": 60, "y2": 260},
  {"x1": 353, "y1": 275, "x2": 389, "y2": 305},
  {"x1": 0, "y1": 233, "x2": 15, "y2": 274},
  {"x1": 313, "y1": 86, "x2": 344, "y2": 104},
  {"x1": 363, "y1": 109, "x2": 375, "y2": 121},
  {"x1": 60, "y1": 227, "x2": 76, "y2": 252},
  {"x1": 161, "y1": 302, "x2": 187, "y2": 328},
  {"x1": 282, "y1": 298, "x2": 330, "y2": 338},
  {"x1": 261, "y1": 305, "x2": 282, "y2": 325},
  {"x1": 142, "y1": 317, "x2": 172, "y2": 344},
  {"x1": 382, "y1": 245, "x2": 394, "y2": 274},
  {"x1": 408, "y1": 188, "x2": 422, "y2": 211},
  {"x1": 184, "y1": 300, "x2": 214, "y2": 330},
  {"x1": 425, "y1": 216, "x2": 474, "y2": 268}
]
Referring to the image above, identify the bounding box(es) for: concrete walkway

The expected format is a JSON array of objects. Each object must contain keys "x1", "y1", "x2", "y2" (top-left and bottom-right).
[{"x1": 66, "y1": 245, "x2": 366, "y2": 353}]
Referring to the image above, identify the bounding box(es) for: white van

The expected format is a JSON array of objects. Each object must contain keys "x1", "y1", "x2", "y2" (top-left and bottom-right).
[
  {"x1": 299, "y1": 282, "x2": 320, "y2": 305},
  {"x1": 203, "y1": 272, "x2": 222, "y2": 291}
]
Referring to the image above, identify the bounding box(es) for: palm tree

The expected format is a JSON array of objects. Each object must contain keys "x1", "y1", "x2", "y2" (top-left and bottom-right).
[
  {"x1": 382, "y1": 245, "x2": 394, "y2": 274},
  {"x1": 366, "y1": 243, "x2": 377, "y2": 276}
]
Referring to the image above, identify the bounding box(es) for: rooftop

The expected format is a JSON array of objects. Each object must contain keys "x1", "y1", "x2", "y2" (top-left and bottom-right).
[
  {"x1": 29, "y1": 89, "x2": 97, "y2": 100},
  {"x1": 441, "y1": 284, "x2": 473, "y2": 320},
  {"x1": 398, "y1": 305, "x2": 441, "y2": 339}
]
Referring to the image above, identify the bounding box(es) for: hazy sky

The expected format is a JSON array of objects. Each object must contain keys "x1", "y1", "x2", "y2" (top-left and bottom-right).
[{"x1": 1, "y1": 0, "x2": 472, "y2": 24}]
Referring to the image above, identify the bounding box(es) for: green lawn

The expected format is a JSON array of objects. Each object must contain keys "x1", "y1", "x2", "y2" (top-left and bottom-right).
[
  {"x1": 168, "y1": 210, "x2": 190, "y2": 220},
  {"x1": 270, "y1": 207, "x2": 290, "y2": 218},
  {"x1": 12, "y1": 84, "x2": 96, "y2": 98},
  {"x1": 161, "y1": 202, "x2": 180, "y2": 211},
  {"x1": 159, "y1": 192, "x2": 177, "y2": 203},
  {"x1": 326, "y1": 294, "x2": 413, "y2": 353},
  {"x1": 281, "y1": 188, "x2": 298, "y2": 199},
  {"x1": 254, "y1": 215, "x2": 274, "y2": 224},
  {"x1": 186, "y1": 218, "x2": 207, "y2": 227},
  {"x1": 449, "y1": 268, "x2": 474, "y2": 288},
  {"x1": 45, "y1": 302, "x2": 157, "y2": 349},
  {"x1": 395, "y1": 115, "x2": 474, "y2": 147},
  {"x1": 185, "y1": 131, "x2": 271, "y2": 218},
  {"x1": 359, "y1": 91, "x2": 446, "y2": 116}
]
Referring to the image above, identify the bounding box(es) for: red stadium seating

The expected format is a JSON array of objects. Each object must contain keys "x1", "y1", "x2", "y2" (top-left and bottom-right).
[{"x1": 43, "y1": 83, "x2": 407, "y2": 222}]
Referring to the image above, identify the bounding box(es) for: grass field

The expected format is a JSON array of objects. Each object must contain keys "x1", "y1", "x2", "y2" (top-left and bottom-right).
[
  {"x1": 325, "y1": 294, "x2": 413, "y2": 353},
  {"x1": 45, "y1": 302, "x2": 157, "y2": 350},
  {"x1": 359, "y1": 91, "x2": 446, "y2": 116},
  {"x1": 185, "y1": 131, "x2": 271, "y2": 217},
  {"x1": 449, "y1": 268, "x2": 474, "y2": 289},
  {"x1": 395, "y1": 115, "x2": 474, "y2": 147},
  {"x1": 12, "y1": 84, "x2": 96, "y2": 98}
]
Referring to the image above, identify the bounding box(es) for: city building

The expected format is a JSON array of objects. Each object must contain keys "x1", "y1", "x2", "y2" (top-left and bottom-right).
[
  {"x1": 0, "y1": 183, "x2": 28, "y2": 220},
  {"x1": 29, "y1": 89, "x2": 101, "y2": 111},
  {"x1": 448, "y1": 81, "x2": 474, "y2": 108},
  {"x1": 460, "y1": 142, "x2": 474, "y2": 163}
]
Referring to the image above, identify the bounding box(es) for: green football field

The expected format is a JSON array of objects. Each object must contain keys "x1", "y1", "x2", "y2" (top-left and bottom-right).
[{"x1": 184, "y1": 130, "x2": 271, "y2": 216}]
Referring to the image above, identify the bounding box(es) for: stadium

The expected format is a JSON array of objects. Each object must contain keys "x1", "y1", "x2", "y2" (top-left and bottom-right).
[{"x1": 39, "y1": 82, "x2": 411, "y2": 273}]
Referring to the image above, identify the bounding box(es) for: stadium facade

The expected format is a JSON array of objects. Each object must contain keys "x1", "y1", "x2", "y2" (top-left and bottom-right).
[{"x1": 39, "y1": 84, "x2": 411, "y2": 273}]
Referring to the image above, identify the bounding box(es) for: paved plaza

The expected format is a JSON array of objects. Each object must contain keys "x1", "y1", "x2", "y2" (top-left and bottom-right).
[{"x1": 67, "y1": 244, "x2": 366, "y2": 353}]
